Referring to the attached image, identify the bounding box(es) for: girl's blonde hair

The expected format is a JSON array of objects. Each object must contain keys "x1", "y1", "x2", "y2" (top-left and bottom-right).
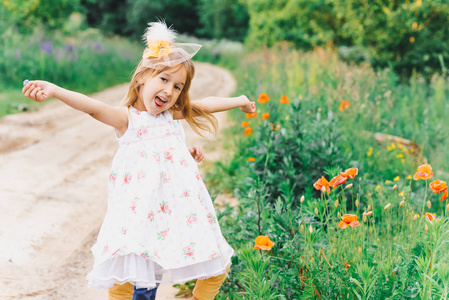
[{"x1": 121, "y1": 60, "x2": 218, "y2": 136}]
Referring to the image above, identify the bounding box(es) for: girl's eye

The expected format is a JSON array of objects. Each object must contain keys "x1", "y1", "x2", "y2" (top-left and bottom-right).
[
  {"x1": 161, "y1": 77, "x2": 167, "y2": 82},
  {"x1": 175, "y1": 85, "x2": 181, "y2": 91}
]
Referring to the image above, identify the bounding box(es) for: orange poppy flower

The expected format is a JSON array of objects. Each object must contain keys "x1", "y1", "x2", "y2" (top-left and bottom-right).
[
  {"x1": 257, "y1": 93, "x2": 270, "y2": 104},
  {"x1": 339, "y1": 214, "x2": 360, "y2": 229},
  {"x1": 426, "y1": 212, "x2": 435, "y2": 223},
  {"x1": 339, "y1": 100, "x2": 350, "y2": 112},
  {"x1": 279, "y1": 95, "x2": 290, "y2": 104},
  {"x1": 429, "y1": 180, "x2": 448, "y2": 193},
  {"x1": 244, "y1": 127, "x2": 253, "y2": 136},
  {"x1": 270, "y1": 122, "x2": 280, "y2": 131},
  {"x1": 241, "y1": 121, "x2": 250, "y2": 128},
  {"x1": 253, "y1": 235, "x2": 275, "y2": 250},
  {"x1": 413, "y1": 163, "x2": 433, "y2": 180},
  {"x1": 341, "y1": 168, "x2": 358, "y2": 179},
  {"x1": 329, "y1": 174, "x2": 348, "y2": 189},
  {"x1": 262, "y1": 113, "x2": 270, "y2": 120},
  {"x1": 248, "y1": 157, "x2": 256, "y2": 162},
  {"x1": 344, "y1": 262, "x2": 350, "y2": 269},
  {"x1": 313, "y1": 176, "x2": 331, "y2": 194},
  {"x1": 442, "y1": 190, "x2": 448, "y2": 202},
  {"x1": 246, "y1": 112, "x2": 257, "y2": 119}
]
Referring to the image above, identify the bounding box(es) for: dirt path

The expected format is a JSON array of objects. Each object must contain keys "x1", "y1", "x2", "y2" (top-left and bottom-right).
[{"x1": 0, "y1": 62, "x2": 236, "y2": 300}]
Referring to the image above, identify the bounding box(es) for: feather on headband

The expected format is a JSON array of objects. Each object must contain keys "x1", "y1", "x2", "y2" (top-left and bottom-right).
[{"x1": 141, "y1": 21, "x2": 202, "y2": 69}]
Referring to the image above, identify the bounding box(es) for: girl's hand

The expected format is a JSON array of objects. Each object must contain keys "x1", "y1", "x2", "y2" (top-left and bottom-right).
[
  {"x1": 189, "y1": 145, "x2": 206, "y2": 163},
  {"x1": 238, "y1": 95, "x2": 256, "y2": 113},
  {"x1": 22, "y1": 80, "x2": 57, "y2": 102}
]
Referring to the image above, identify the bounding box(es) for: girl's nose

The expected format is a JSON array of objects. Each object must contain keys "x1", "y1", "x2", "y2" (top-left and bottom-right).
[{"x1": 164, "y1": 85, "x2": 173, "y2": 96}]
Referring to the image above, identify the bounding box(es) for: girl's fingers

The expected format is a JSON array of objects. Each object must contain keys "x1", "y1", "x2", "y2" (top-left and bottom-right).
[
  {"x1": 36, "y1": 90, "x2": 46, "y2": 102},
  {"x1": 29, "y1": 86, "x2": 41, "y2": 100},
  {"x1": 23, "y1": 85, "x2": 34, "y2": 98}
]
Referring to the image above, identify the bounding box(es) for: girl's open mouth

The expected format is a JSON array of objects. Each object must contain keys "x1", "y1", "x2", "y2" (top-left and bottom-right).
[{"x1": 154, "y1": 96, "x2": 167, "y2": 109}]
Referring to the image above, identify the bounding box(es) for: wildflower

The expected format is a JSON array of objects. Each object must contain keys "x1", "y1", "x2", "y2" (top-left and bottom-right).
[
  {"x1": 427, "y1": 201, "x2": 431, "y2": 209},
  {"x1": 300, "y1": 224, "x2": 305, "y2": 232},
  {"x1": 407, "y1": 175, "x2": 412, "y2": 180},
  {"x1": 300, "y1": 195, "x2": 305, "y2": 203},
  {"x1": 248, "y1": 157, "x2": 256, "y2": 162},
  {"x1": 425, "y1": 213, "x2": 435, "y2": 223},
  {"x1": 329, "y1": 174, "x2": 348, "y2": 189},
  {"x1": 375, "y1": 185, "x2": 381, "y2": 191},
  {"x1": 338, "y1": 214, "x2": 360, "y2": 229},
  {"x1": 244, "y1": 127, "x2": 253, "y2": 136},
  {"x1": 413, "y1": 214, "x2": 419, "y2": 221},
  {"x1": 398, "y1": 191, "x2": 405, "y2": 197},
  {"x1": 246, "y1": 112, "x2": 257, "y2": 119},
  {"x1": 410, "y1": 37, "x2": 415, "y2": 43},
  {"x1": 429, "y1": 180, "x2": 448, "y2": 201},
  {"x1": 345, "y1": 262, "x2": 350, "y2": 269},
  {"x1": 413, "y1": 163, "x2": 433, "y2": 180},
  {"x1": 313, "y1": 176, "x2": 331, "y2": 194},
  {"x1": 399, "y1": 200, "x2": 405, "y2": 207},
  {"x1": 339, "y1": 100, "x2": 351, "y2": 111},
  {"x1": 393, "y1": 185, "x2": 397, "y2": 191},
  {"x1": 253, "y1": 235, "x2": 275, "y2": 250},
  {"x1": 262, "y1": 112, "x2": 270, "y2": 120},
  {"x1": 279, "y1": 95, "x2": 290, "y2": 104},
  {"x1": 396, "y1": 154, "x2": 404, "y2": 158},
  {"x1": 270, "y1": 122, "x2": 280, "y2": 130},
  {"x1": 385, "y1": 180, "x2": 392, "y2": 184},
  {"x1": 345, "y1": 184, "x2": 353, "y2": 189},
  {"x1": 341, "y1": 168, "x2": 358, "y2": 179},
  {"x1": 384, "y1": 203, "x2": 391, "y2": 210},
  {"x1": 394, "y1": 176, "x2": 400, "y2": 181},
  {"x1": 241, "y1": 121, "x2": 250, "y2": 128},
  {"x1": 257, "y1": 93, "x2": 270, "y2": 104}
]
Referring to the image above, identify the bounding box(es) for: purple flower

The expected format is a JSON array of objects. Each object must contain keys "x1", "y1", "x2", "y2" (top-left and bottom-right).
[{"x1": 39, "y1": 41, "x2": 53, "y2": 55}]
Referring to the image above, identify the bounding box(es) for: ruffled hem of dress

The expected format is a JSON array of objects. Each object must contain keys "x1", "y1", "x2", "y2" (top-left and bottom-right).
[{"x1": 86, "y1": 248, "x2": 234, "y2": 290}]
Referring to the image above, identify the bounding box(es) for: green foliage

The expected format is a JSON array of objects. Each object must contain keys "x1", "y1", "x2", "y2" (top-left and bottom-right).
[
  {"x1": 2, "y1": 0, "x2": 81, "y2": 30},
  {"x1": 243, "y1": 0, "x2": 449, "y2": 77}
]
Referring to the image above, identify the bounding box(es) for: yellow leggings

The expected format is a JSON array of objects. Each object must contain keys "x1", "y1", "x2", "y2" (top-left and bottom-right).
[{"x1": 108, "y1": 266, "x2": 230, "y2": 300}]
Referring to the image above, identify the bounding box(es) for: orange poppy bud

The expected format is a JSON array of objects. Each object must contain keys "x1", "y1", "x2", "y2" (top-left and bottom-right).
[
  {"x1": 300, "y1": 224, "x2": 305, "y2": 232},
  {"x1": 355, "y1": 199, "x2": 359, "y2": 208},
  {"x1": 279, "y1": 95, "x2": 290, "y2": 104},
  {"x1": 384, "y1": 203, "x2": 391, "y2": 210},
  {"x1": 345, "y1": 184, "x2": 353, "y2": 189},
  {"x1": 339, "y1": 100, "x2": 350, "y2": 111},
  {"x1": 441, "y1": 190, "x2": 448, "y2": 202},
  {"x1": 246, "y1": 112, "x2": 257, "y2": 119},
  {"x1": 426, "y1": 212, "x2": 435, "y2": 223},
  {"x1": 241, "y1": 121, "x2": 250, "y2": 128},
  {"x1": 413, "y1": 214, "x2": 419, "y2": 221},
  {"x1": 244, "y1": 127, "x2": 253, "y2": 136},
  {"x1": 427, "y1": 201, "x2": 431, "y2": 209},
  {"x1": 393, "y1": 184, "x2": 397, "y2": 191},
  {"x1": 262, "y1": 112, "x2": 270, "y2": 120},
  {"x1": 300, "y1": 195, "x2": 305, "y2": 203},
  {"x1": 314, "y1": 207, "x2": 319, "y2": 214},
  {"x1": 257, "y1": 93, "x2": 270, "y2": 104},
  {"x1": 425, "y1": 224, "x2": 429, "y2": 231},
  {"x1": 335, "y1": 200, "x2": 339, "y2": 207},
  {"x1": 309, "y1": 225, "x2": 313, "y2": 233},
  {"x1": 413, "y1": 163, "x2": 433, "y2": 180},
  {"x1": 363, "y1": 211, "x2": 373, "y2": 217},
  {"x1": 253, "y1": 235, "x2": 275, "y2": 251},
  {"x1": 399, "y1": 200, "x2": 405, "y2": 207},
  {"x1": 248, "y1": 157, "x2": 255, "y2": 162}
]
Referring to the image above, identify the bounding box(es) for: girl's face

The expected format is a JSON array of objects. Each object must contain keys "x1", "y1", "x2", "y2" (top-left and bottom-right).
[{"x1": 137, "y1": 65, "x2": 187, "y2": 115}]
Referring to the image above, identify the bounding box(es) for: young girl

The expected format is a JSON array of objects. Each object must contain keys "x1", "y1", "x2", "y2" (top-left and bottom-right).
[{"x1": 22, "y1": 21, "x2": 255, "y2": 300}]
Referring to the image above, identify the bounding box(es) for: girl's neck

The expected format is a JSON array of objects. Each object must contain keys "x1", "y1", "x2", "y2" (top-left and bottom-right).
[{"x1": 133, "y1": 102, "x2": 147, "y2": 112}]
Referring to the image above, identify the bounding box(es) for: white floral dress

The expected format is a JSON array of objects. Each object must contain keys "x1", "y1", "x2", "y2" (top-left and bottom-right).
[{"x1": 86, "y1": 106, "x2": 234, "y2": 290}]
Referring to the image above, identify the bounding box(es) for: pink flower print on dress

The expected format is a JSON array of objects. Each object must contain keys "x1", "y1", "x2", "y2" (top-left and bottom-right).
[
  {"x1": 157, "y1": 229, "x2": 170, "y2": 240},
  {"x1": 121, "y1": 227, "x2": 127, "y2": 235},
  {"x1": 123, "y1": 173, "x2": 132, "y2": 185},
  {"x1": 153, "y1": 152, "x2": 161, "y2": 163},
  {"x1": 158, "y1": 201, "x2": 172, "y2": 215},
  {"x1": 134, "y1": 109, "x2": 140, "y2": 115},
  {"x1": 164, "y1": 150, "x2": 173, "y2": 163},
  {"x1": 136, "y1": 128, "x2": 148, "y2": 138},
  {"x1": 130, "y1": 201, "x2": 137, "y2": 214},
  {"x1": 209, "y1": 251, "x2": 218, "y2": 259},
  {"x1": 138, "y1": 171, "x2": 147, "y2": 180},
  {"x1": 207, "y1": 213, "x2": 216, "y2": 224},
  {"x1": 153, "y1": 250, "x2": 161, "y2": 260},
  {"x1": 103, "y1": 245, "x2": 109, "y2": 253},
  {"x1": 160, "y1": 172, "x2": 170, "y2": 184},
  {"x1": 181, "y1": 189, "x2": 190, "y2": 198},
  {"x1": 180, "y1": 159, "x2": 188, "y2": 167},
  {"x1": 186, "y1": 213, "x2": 197, "y2": 227},
  {"x1": 109, "y1": 172, "x2": 117, "y2": 185},
  {"x1": 195, "y1": 172, "x2": 201, "y2": 180},
  {"x1": 139, "y1": 150, "x2": 148, "y2": 158},
  {"x1": 112, "y1": 249, "x2": 120, "y2": 255},
  {"x1": 182, "y1": 243, "x2": 196, "y2": 260},
  {"x1": 141, "y1": 251, "x2": 149, "y2": 258},
  {"x1": 148, "y1": 211, "x2": 154, "y2": 222}
]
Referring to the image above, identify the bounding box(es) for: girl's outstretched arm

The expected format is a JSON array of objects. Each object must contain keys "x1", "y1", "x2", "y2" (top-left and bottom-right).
[
  {"x1": 22, "y1": 80, "x2": 128, "y2": 131},
  {"x1": 193, "y1": 95, "x2": 255, "y2": 114}
]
